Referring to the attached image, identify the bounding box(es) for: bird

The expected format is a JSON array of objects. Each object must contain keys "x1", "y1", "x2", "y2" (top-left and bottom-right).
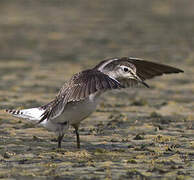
[{"x1": 6, "y1": 57, "x2": 184, "y2": 149}]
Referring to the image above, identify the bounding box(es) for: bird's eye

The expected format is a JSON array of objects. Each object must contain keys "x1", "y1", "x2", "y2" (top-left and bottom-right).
[{"x1": 123, "y1": 67, "x2": 129, "y2": 72}]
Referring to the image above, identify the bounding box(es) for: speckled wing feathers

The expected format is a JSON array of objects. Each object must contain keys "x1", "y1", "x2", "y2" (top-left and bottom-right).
[
  {"x1": 40, "y1": 57, "x2": 183, "y2": 122},
  {"x1": 39, "y1": 70, "x2": 123, "y2": 122}
]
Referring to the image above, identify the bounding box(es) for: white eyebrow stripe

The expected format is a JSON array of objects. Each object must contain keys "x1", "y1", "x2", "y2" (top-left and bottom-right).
[
  {"x1": 120, "y1": 65, "x2": 129, "y2": 69},
  {"x1": 120, "y1": 65, "x2": 136, "y2": 74},
  {"x1": 129, "y1": 57, "x2": 144, "y2": 61},
  {"x1": 98, "y1": 58, "x2": 118, "y2": 72}
]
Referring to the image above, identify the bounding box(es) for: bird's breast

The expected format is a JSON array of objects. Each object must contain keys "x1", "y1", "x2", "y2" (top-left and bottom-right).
[{"x1": 54, "y1": 92, "x2": 101, "y2": 125}]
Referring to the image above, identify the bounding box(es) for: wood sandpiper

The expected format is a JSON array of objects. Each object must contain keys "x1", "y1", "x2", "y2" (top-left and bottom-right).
[{"x1": 6, "y1": 57, "x2": 184, "y2": 148}]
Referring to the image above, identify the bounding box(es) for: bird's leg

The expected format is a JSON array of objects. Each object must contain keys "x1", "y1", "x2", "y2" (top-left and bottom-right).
[
  {"x1": 73, "y1": 125, "x2": 80, "y2": 149},
  {"x1": 57, "y1": 133, "x2": 64, "y2": 148}
]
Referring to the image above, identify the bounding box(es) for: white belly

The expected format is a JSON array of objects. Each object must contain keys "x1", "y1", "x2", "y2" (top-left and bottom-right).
[
  {"x1": 41, "y1": 93, "x2": 101, "y2": 133},
  {"x1": 53, "y1": 93, "x2": 100, "y2": 125},
  {"x1": 63, "y1": 98, "x2": 98, "y2": 125}
]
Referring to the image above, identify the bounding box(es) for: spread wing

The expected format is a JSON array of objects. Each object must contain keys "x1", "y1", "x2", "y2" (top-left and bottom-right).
[
  {"x1": 94, "y1": 57, "x2": 184, "y2": 87},
  {"x1": 127, "y1": 57, "x2": 184, "y2": 81},
  {"x1": 39, "y1": 69, "x2": 123, "y2": 122}
]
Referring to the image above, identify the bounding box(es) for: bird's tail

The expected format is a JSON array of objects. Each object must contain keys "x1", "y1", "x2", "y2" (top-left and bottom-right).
[{"x1": 5, "y1": 107, "x2": 45, "y2": 122}]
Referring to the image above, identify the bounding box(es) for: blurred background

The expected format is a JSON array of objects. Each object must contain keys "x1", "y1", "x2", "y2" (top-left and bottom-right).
[
  {"x1": 0, "y1": 0, "x2": 193, "y2": 105},
  {"x1": 1, "y1": 0, "x2": 194, "y2": 63},
  {"x1": 0, "y1": 0, "x2": 193, "y2": 179}
]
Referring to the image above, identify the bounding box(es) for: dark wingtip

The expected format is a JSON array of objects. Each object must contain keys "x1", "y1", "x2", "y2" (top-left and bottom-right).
[
  {"x1": 172, "y1": 67, "x2": 184, "y2": 73},
  {"x1": 172, "y1": 69, "x2": 184, "y2": 74},
  {"x1": 179, "y1": 69, "x2": 184, "y2": 73}
]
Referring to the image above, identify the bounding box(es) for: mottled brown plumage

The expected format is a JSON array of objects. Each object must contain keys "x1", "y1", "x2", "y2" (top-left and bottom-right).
[
  {"x1": 40, "y1": 69, "x2": 123, "y2": 122},
  {"x1": 6, "y1": 57, "x2": 183, "y2": 148}
]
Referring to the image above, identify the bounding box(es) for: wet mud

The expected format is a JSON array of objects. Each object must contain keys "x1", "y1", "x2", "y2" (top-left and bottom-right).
[{"x1": 0, "y1": 1, "x2": 194, "y2": 179}]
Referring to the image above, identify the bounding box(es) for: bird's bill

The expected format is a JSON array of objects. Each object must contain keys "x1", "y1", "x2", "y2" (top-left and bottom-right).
[
  {"x1": 140, "y1": 81, "x2": 150, "y2": 88},
  {"x1": 134, "y1": 74, "x2": 150, "y2": 88}
]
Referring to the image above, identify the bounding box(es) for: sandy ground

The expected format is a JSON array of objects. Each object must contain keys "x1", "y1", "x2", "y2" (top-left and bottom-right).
[{"x1": 0, "y1": 0, "x2": 194, "y2": 179}]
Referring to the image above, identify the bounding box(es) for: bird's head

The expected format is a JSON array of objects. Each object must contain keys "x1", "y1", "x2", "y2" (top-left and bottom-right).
[
  {"x1": 99, "y1": 61, "x2": 149, "y2": 88},
  {"x1": 94, "y1": 57, "x2": 183, "y2": 88},
  {"x1": 112, "y1": 64, "x2": 137, "y2": 79}
]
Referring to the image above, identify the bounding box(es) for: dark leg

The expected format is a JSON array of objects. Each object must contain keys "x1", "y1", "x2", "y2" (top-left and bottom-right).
[
  {"x1": 73, "y1": 125, "x2": 80, "y2": 149},
  {"x1": 57, "y1": 133, "x2": 64, "y2": 148}
]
